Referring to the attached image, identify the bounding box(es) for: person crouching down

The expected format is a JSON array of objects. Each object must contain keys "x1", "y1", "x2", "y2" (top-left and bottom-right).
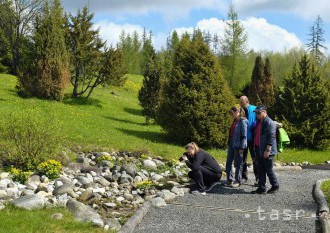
[
  {"x1": 224, "y1": 107, "x2": 248, "y2": 188},
  {"x1": 179, "y1": 142, "x2": 222, "y2": 195}
]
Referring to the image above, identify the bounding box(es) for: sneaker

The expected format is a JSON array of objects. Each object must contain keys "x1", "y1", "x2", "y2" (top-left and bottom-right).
[
  {"x1": 191, "y1": 190, "x2": 206, "y2": 195},
  {"x1": 205, "y1": 182, "x2": 221, "y2": 192},
  {"x1": 267, "y1": 186, "x2": 279, "y2": 194},
  {"x1": 231, "y1": 182, "x2": 240, "y2": 188},
  {"x1": 251, "y1": 189, "x2": 266, "y2": 194},
  {"x1": 223, "y1": 180, "x2": 233, "y2": 187}
]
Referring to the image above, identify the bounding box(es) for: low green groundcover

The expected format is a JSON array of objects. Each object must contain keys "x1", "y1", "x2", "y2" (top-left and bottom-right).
[{"x1": 321, "y1": 180, "x2": 330, "y2": 205}]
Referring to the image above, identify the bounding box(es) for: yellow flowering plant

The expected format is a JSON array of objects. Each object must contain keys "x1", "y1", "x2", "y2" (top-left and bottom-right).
[{"x1": 37, "y1": 160, "x2": 62, "y2": 179}]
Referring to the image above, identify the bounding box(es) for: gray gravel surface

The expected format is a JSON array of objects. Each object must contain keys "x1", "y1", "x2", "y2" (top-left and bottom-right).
[{"x1": 135, "y1": 169, "x2": 330, "y2": 233}]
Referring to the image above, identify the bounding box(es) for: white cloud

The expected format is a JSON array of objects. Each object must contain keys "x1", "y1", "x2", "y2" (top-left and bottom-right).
[
  {"x1": 94, "y1": 21, "x2": 144, "y2": 47},
  {"x1": 174, "y1": 17, "x2": 302, "y2": 52},
  {"x1": 235, "y1": 0, "x2": 330, "y2": 22},
  {"x1": 95, "y1": 17, "x2": 302, "y2": 52},
  {"x1": 62, "y1": 0, "x2": 330, "y2": 22}
]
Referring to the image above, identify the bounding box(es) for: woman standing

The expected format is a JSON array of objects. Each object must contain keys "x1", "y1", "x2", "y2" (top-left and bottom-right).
[{"x1": 225, "y1": 107, "x2": 248, "y2": 188}]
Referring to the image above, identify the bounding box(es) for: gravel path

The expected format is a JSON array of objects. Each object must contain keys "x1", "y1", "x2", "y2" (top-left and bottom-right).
[{"x1": 135, "y1": 169, "x2": 330, "y2": 233}]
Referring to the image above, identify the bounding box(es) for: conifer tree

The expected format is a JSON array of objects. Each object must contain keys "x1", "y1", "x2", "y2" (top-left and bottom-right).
[
  {"x1": 248, "y1": 55, "x2": 264, "y2": 105},
  {"x1": 158, "y1": 31, "x2": 235, "y2": 147},
  {"x1": 275, "y1": 54, "x2": 330, "y2": 149},
  {"x1": 138, "y1": 40, "x2": 162, "y2": 124},
  {"x1": 17, "y1": 0, "x2": 70, "y2": 101}
]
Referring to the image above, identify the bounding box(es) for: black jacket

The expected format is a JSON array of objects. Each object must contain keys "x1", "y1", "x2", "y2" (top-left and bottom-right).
[{"x1": 184, "y1": 149, "x2": 222, "y2": 174}]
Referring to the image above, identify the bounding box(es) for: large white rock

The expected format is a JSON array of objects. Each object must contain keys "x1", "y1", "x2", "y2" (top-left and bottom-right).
[
  {"x1": 151, "y1": 197, "x2": 167, "y2": 207},
  {"x1": 143, "y1": 160, "x2": 157, "y2": 169}
]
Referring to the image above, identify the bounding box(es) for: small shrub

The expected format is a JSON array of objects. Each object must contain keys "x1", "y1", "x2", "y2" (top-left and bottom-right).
[
  {"x1": 37, "y1": 160, "x2": 62, "y2": 179},
  {"x1": 136, "y1": 180, "x2": 153, "y2": 189},
  {"x1": 96, "y1": 155, "x2": 113, "y2": 165},
  {"x1": 0, "y1": 113, "x2": 63, "y2": 170},
  {"x1": 10, "y1": 167, "x2": 33, "y2": 184},
  {"x1": 140, "y1": 154, "x2": 149, "y2": 160},
  {"x1": 166, "y1": 158, "x2": 178, "y2": 167}
]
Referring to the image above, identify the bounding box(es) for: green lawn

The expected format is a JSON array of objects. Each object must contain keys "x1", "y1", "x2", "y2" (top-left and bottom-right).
[
  {"x1": 0, "y1": 73, "x2": 329, "y2": 164},
  {"x1": 321, "y1": 180, "x2": 330, "y2": 205},
  {"x1": 0, "y1": 205, "x2": 106, "y2": 233}
]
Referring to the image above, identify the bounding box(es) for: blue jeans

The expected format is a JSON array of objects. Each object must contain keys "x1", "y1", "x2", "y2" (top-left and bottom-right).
[
  {"x1": 255, "y1": 147, "x2": 279, "y2": 191},
  {"x1": 226, "y1": 147, "x2": 243, "y2": 183}
]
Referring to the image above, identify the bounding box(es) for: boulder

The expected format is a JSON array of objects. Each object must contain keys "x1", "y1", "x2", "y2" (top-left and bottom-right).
[
  {"x1": 53, "y1": 184, "x2": 77, "y2": 198},
  {"x1": 143, "y1": 160, "x2": 157, "y2": 169},
  {"x1": 66, "y1": 199, "x2": 104, "y2": 227},
  {"x1": 120, "y1": 164, "x2": 137, "y2": 178},
  {"x1": 12, "y1": 194, "x2": 45, "y2": 210},
  {"x1": 151, "y1": 197, "x2": 167, "y2": 207},
  {"x1": 104, "y1": 218, "x2": 121, "y2": 231},
  {"x1": 157, "y1": 190, "x2": 176, "y2": 202}
]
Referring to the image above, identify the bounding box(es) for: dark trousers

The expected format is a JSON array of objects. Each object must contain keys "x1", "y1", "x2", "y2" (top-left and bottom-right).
[
  {"x1": 188, "y1": 167, "x2": 222, "y2": 192},
  {"x1": 226, "y1": 148, "x2": 243, "y2": 183},
  {"x1": 255, "y1": 147, "x2": 279, "y2": 192},
  {"x1": 242, "y1": 141, "x2": 258, "y2": 181}
]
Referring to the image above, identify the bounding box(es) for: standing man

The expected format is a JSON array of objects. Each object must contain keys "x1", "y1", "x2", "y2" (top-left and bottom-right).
[
  {"x1": 239, "y1": 96, "x2": 258, "y2": 185},
  {"x1": 251, "y1": 106, "x2": 279, "y2": 194}
]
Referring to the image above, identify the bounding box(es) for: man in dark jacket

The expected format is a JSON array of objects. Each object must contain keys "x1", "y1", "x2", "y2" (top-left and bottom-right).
[
  {"x1": 251, "y1": 106, "x2": 279, "y2": 194},
  {"x1": 180, "y1": 142, "x2": 222, "y2": 195}
]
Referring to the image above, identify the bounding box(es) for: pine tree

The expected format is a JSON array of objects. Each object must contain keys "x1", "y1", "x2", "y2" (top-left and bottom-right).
[
  {"x1": 158, "y1": 32, "x2": 236, "y2": 147},
  {"x1": 275, "y1": 54, "x2": 330, "y2": 149},
  {"x1": 17, "y1": 0, "x2": 70, "y2": 101},
  {"x1": 306, "y1": 15, "x2": 327, "y2": 66},
  {"x1": 65, "y1": 6, "x2": 104, "y2": 98},
  {"x1": 220, "y1": 4, "x2": 248, "y2": 93},
  {"x1": 138, "y1": 40, "x2": 162, "y2": 124}
]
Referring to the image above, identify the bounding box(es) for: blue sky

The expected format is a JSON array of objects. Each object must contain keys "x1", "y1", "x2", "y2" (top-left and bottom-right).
[{"x1": 62, "y1": 0, "x2": 330, "y2": 53}]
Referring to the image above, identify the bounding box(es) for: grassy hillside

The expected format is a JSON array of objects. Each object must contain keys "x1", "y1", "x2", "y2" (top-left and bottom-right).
[{"x1": 0, "y1": 73, "x2": 329, "y2": 164}]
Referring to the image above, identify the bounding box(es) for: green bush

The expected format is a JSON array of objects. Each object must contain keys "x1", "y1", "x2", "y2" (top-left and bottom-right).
[
  {"x1": 0, "y1": 113, "x2": 63, "y2": 170},
  {"x1": 157, "y1": 31, "x2": 235, "y2": 147},
  {"x1": 37, "y1": 160, "x2": 62, "y2": 179},
  {"x1": 135, "y1": 180, "x2": 153, "y2": 189}
]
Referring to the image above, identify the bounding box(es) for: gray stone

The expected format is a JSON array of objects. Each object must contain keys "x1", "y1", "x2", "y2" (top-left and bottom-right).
[
  {"x1": 167, "y1": 181, "x2": 181, "y2": 187},
  {"x1": 12, "y1": 194, "x2": 45, "y2": 210},
  {"x1": 51, "y1": 213, "x2": 63, "y2": 220},
  {"x1": 153, "y1": 159, "x2": 165, "y2": 167},
  {"x1": 97, "y1": 152, "x2": 111, "y2": 157},
  {"x1": 28, "y1": 175, "x2": 41, "y2": 184},
  {"x1": 136, "y1": 172, "x2": 149, "y2": 181},
  {"x1": 151, "y1": 197, "x2": 167, "y2": 207},
  {"x1": 143, "y1": 159, "x2": 157, "y2": 169},
  {"x1": 104, "y1": 202, "x2": 117, "y2": 208},
  {"x1": 151, "y1": 174, "x2": 164, "y2": 181},
  {"x1": 66, "y1": 199, "x2": 104, "y2": 227},
  {"x1": 95, "y1": 177, "x2": 110, "y2": 187},
  {"x1": 104, "y1": 218, "x2": 121, "y2": 231},
  {"x1": 21, "y1": 189, "x2": 35, "y2": 196},
  {"x1": 0, "y1": 179, "x2": 10, "y2": 189},
  {"x1": 100, "y1": 160, "x2": 114, "y2": 168},
  {"x1": 158, "y1": 190, "x2": 176, "y2": 202},
  {"x1": 76, "y1": 176, "x2": 92, "y2": 186},
  {"x1": 0, "y1": 190, "x2": 7, "y2": 198},
  {"x1": 134, "y1": 176, "x2": 143, "y2": 183},
  {"x1": 171, "y1": 186, "x2": 185, "y2": 196},
  {"x1": 53, "y1": 184, "x2": 77, "y2": 197},
  {"x1": 124, "y1": 193, "x2": 134, "y2": 201},
  {"x1": 0, "y1": 172, "x2": 10, "y2": 180},
  {"x1": 119, "y1": 172, "x2": 133, "y2": 184},
  {"x1": 120, "y1": 164, "x2": 138, "y2": 177},
  {"x1": 92, "y1": 187, "x2": 106, "y2": 195},
  {"x1": 67, "y1": 162, "x2": 86, "y2": 171}
]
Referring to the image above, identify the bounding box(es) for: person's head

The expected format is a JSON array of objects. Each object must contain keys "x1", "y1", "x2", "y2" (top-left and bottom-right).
[
  {"x1": 230, "y1": 106, "x2": 245, "y2": 119},
  {"x1": 254, "y1": 106, "x2": 268, "y2": 120},
  {"x1": 185, "y1": 142, "x2": 200, "y2": 156},
  {"x1": 239, "y1": 96, "x2": 250, "y2": 108}
]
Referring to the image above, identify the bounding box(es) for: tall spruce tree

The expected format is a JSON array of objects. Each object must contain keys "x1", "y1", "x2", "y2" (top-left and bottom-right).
[
  {"x1": 158, "y1": 31, "x2": 235, "y2": 147},
  {"x1": 306, "y1": 15, "x2": 327, "y2": 66},
  {"x1": 248, "y1": 55, "x2": 264, "y2": 105},
  {"x1": 275, "y1": 54, "x2": 330, "y2": 149},
  {"x1": 138, "y1": 40, "x2": 162, "y2": 124},
  {"x1": 17, "y1": 0, "x2": 70, "y2": 101},
  {"x1": 220, "y1": 4, "x2": 248, "y2": 94},
  {"x1": 262, "y1": 57, "x2": 276, "y2": 107}
]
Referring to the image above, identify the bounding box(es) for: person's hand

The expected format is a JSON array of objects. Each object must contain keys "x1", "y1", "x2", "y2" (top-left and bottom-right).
[
  {"x1": 239, "y1": 149, "x2": 244, "y2": 156},
  {"x1": 264, "y1": 151, "x2": 270, "y2": 158},
  {"x1": 182, "y1": 155, "x2": 188, "y2": 161}
]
